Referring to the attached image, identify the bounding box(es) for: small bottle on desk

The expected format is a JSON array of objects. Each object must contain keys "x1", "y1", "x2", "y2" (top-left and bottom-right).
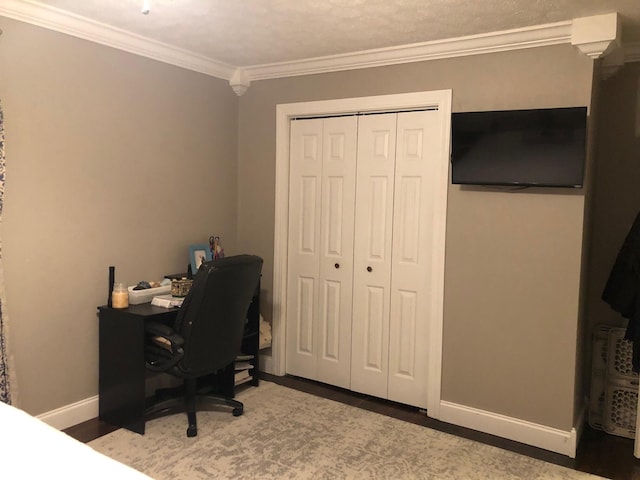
[{"x1": 111, "y1": 282, "x2": 129, "y2": 308}]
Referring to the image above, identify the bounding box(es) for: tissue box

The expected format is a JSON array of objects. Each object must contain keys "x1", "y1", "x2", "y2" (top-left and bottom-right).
[{"x1": 127, "y1": 285, "x2": 171, "y2": 305}]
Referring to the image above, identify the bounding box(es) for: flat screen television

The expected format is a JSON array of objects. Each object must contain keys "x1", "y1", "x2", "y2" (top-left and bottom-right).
[{"x1": 451, "y1": 107, "x2": 587, "y2": 188}]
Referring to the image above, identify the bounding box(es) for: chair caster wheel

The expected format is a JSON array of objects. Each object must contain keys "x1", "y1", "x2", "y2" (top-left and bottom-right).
[
  {"x1": 232, "y1": 407, "x2": 243, "y2": 417},
  {"x1": 187, "y1": 425, "x2": 198, "y2": 437}
]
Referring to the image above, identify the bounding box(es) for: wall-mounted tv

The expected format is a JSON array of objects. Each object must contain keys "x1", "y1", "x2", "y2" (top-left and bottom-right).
[{"x1": 451, "y1": 107, "x2": 587, "y2": 188}]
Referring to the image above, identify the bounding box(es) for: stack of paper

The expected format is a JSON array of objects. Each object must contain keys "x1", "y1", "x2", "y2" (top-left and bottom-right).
[
  {"x1": 234, "y1": 354, "x2": 255, "y2": 386},
  {"x1": 151, "y1": 295, "x2": 184, "y2": 308}
]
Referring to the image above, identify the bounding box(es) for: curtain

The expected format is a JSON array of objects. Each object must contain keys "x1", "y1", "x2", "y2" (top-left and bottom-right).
[{"x1": 0, "y1": 101, "x2": 10, "y2": 404}]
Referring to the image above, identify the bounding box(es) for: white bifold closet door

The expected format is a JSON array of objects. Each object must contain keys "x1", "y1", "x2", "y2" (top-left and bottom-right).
[
  {"x1": 286, "y1": 110, "x2": 441, "y2": 408},
  {"x1": 350, "y1": 113, "x2": 397, "y2": 399},
  {"x1": 285, "y1": 116, "x2": 357, "y2": 389},
  {"x1": 350, "y1": 111, "x2": 438, "y2": 408}
]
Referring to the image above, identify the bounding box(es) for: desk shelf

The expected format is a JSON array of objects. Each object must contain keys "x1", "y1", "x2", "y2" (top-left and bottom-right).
[{"x1": 236, "y1": 284, "x2": 261, "y2": 390}]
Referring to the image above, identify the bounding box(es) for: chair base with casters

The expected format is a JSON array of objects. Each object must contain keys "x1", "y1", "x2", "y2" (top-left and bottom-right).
[{"x1": 144, "y1": 376, "x2": 243, "y2": 437}]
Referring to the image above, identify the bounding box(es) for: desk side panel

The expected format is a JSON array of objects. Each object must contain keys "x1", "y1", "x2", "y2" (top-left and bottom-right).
[{"x1": 98, "y1": 308, "x2": 147, "y2": 434}]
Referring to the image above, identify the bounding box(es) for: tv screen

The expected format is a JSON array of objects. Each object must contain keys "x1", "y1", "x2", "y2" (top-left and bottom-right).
[{"x1": 451, "y1": 107, "x2": 587, "y2": 188}]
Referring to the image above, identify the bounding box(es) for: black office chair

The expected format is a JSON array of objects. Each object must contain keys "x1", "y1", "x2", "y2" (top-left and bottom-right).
[{"x1": 144, "y1": 254, "x2": 263, "y2": 437}]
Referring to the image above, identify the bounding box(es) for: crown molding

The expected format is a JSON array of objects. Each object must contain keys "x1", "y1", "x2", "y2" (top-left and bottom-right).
[
  {"x1": 0, "y1": 0, "x2": 236, "y2": 79},
  {"x1": 1, "y1": 1, "x2": 638, "y2": 92},
  {"x1": 243, "y1": 21, "x2": 573, "y2": 81},
  {"x1": 571, "y1": 13, "x2": 620, "y2": 59},
  {"x1": 229, "y1": 69, "x2": 250, "y2": 96}
]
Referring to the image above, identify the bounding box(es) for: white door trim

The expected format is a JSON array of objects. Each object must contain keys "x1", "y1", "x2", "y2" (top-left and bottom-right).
[{"x1": 272, "y1": 90, "x2": 452, "y2": 418}]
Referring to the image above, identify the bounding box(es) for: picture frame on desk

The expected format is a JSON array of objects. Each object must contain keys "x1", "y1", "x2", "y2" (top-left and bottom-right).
[{"x1": 189, "y1": 244, "x2": 212, "y2": 274}]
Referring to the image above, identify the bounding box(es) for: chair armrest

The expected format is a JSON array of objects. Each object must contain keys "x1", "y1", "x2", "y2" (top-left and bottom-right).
[
  {"x1": 145, "y1": 321, "x2": 184, "y2": 346},
  {"x1": 144, "y1": 321, "x2": 184, "y2": 372}
]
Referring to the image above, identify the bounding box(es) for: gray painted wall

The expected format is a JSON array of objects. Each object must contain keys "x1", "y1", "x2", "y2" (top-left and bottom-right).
[
  {"x1": 0, "y1": 17, "x2": 239, "y2": 414},
  {"x1": 236, "y1": 45, "x2": 594, "y2": 431}
]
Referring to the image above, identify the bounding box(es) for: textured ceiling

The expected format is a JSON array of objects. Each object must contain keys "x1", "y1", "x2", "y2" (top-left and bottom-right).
[{"x1": 28, "y1": 0, "x2": 640, "y2": 66}]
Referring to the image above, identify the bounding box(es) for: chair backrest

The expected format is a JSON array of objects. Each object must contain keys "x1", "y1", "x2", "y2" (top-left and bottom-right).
[{"x1": 173, "y1": 254, "x2": 263, "y2": 377}]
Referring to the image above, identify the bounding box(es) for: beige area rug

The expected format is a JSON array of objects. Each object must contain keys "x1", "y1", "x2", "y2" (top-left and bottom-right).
[{"x1": 89, "y1": 381, "x2": 603, "y2": 480}]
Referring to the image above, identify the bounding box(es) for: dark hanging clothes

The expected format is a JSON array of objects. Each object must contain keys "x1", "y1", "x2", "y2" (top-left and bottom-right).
[{"x1": 602, "y1": 211, "x2": 640, "y2": 372}]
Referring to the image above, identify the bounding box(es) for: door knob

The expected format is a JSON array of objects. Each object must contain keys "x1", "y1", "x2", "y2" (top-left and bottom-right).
[{"x1": 367, "y1": 266, "x2": 372, "y2": 272}]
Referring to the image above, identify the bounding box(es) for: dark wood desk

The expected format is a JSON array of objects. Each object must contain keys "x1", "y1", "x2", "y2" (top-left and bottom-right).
[
  {"x1": 98, "y1": 288, "x2": 260, "y2": 434},
  {"x1": 98, "y1": 303, "x2": 179, "y2": 434}
]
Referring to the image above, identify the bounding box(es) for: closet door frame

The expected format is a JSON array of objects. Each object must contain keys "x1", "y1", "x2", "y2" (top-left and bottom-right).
[{"x1": 271, "y1": 90, "x2": 452, "y2": 419}]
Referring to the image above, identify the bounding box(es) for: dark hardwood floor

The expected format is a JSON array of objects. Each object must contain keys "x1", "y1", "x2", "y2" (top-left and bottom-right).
[{"x1": 66, "y1": 373, "x2": 640, "y2": 480}]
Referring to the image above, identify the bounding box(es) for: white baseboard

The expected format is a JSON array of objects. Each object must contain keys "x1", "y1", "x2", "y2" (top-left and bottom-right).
[
  {"x1": 35, "y1": 383, "x2": 583, "y2": 459},
  {"x1": 438, "y1": 401, "x2": 578, "y2": 458},
  {"x1": 36, "y1": 395, "x2": 99, "y2": 431},
  {"x1": 37, "y1": 352, "x2": 279, "y2": 432}
]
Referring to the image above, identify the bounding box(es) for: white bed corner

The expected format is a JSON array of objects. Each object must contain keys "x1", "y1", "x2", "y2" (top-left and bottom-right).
[{"x1": 0, "y1": 401, "x2": 152, "y2": 479}]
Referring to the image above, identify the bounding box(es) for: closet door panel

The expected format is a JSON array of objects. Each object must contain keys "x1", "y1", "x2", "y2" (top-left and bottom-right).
[
  {"x1": 363, "y1": 285, "x2": 386, "y2": 370},
  {"x1": 286, "y1": 119, "x2": 324, "y2": 379},
  {"x1": 351, "y1": 113, "x2": 397, "y2": 398},
  {"x1": 295, "y1": 276, "x2": 316, "y2": 354},
  {"x1": 388, "y1": 110, "x2": 441, "y2": 408},
  {"x1": 317, "y1": 116, "x2": 357, "y2": 388}
]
